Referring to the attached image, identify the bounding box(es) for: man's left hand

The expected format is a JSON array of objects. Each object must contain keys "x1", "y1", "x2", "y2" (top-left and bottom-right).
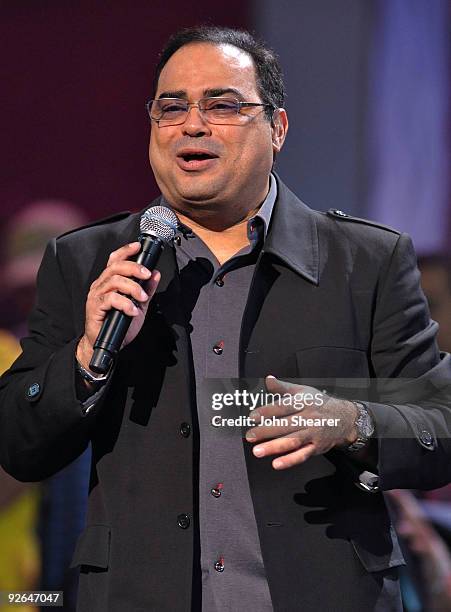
[{"x1": 245, "y1": 376, "x2": 358, "y2": 470}]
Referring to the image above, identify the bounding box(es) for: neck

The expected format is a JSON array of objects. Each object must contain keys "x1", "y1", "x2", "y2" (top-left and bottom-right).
[
  {"x1": 164, "y1": 177, "x2": 271, "y2": 232},
  {"x1": 176, "y1": 204, "x2": 260, "y2": 235},
  {"x1": 177, "y1": 205, "x2": 260, "y2": 266}
]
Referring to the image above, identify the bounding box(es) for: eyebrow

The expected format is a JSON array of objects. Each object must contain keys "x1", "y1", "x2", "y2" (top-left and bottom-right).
[
  {"x1": 204, "y1": 88, "x2": 245, "y2": 99},
  {"x1": 157, "y1": 87, "x2": 245, "y2": 100},
  {"x1": 157, "y1": 90, "x2": 186, "y2": 99}
]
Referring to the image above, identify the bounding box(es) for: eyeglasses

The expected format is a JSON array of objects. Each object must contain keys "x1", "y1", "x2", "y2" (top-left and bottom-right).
[{"x1": 146, "y1": 96, "x2": 274, "y2": 127}]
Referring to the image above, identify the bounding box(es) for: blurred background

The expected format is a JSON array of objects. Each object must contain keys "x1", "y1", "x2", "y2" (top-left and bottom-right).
[{"x1": 0, "y1": 1, "x2": 450, "y2": 610}]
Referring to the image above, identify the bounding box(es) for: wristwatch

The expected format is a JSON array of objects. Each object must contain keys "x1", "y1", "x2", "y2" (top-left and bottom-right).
[
  {"x1": 76, "y1": 358, "x2": 110, "y2": 384},
  {"x1": 346, "y1": 401, "x2": 375, "y2": 452}
]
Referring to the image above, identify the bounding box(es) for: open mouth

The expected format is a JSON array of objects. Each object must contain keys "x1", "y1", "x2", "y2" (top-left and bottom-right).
[
  {"x1": 176, "y1": 149, "x2": 219, "y2": 170},
  {"x1": 180, "y1": 152, "x2": 216, "y2": 162}
]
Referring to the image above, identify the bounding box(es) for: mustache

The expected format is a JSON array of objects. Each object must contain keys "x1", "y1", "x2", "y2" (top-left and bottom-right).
[{"x1": 172, "y1": 137, "x2": 224, "y2": 157}]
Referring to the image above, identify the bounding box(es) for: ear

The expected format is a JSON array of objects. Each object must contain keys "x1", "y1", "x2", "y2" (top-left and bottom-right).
[{"x1": 271, "y1": 108, "x2": 288, "y2": 154}]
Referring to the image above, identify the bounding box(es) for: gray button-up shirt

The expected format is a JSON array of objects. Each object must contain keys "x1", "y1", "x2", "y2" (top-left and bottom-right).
[
  {"x1": 174, "y1": 175, "x2": 277, "y2": 612},
  {"x1": 78, "y1": 176, "x2": 277, "y2": 609}
]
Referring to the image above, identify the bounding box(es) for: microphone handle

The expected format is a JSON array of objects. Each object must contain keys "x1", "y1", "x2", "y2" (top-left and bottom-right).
[{"x1": 89, "y1": 235, "x2": 164, "y2": 374}]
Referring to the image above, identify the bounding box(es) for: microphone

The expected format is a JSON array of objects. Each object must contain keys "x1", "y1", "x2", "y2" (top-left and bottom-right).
[{"x1": 89, "y1": 206, "x2": 178, "y2": 374}]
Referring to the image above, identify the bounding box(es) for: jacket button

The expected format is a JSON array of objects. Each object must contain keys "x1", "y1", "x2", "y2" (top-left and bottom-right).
[
  {"x1": 180, "y1": 422, "x2": 191, "y2": 438},
  {"x1": 177, "y1": 513, "x2": 190, "y2": 529},
  {"x1": 419, "y1": 429, "x2": 434, "y2": 447},
  {"x1": 215, "y1": 277, "x2": 224, "y2": 287},
  {"x1": 27, "y1": 383, "x2": 41, "y2": 399},
  {"x1": 214, "y1": 559, "x2": 225, "y2": 572}
]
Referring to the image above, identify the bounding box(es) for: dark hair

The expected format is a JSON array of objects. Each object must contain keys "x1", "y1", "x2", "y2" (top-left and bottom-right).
[{"x1": 153, "y1": 26, "x2": 285, "y2": 121}]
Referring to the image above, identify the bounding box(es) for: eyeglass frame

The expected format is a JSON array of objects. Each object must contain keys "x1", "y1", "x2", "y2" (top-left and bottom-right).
[{"x1": 145, "y1": 96, "x2": 276, "y2": 127}]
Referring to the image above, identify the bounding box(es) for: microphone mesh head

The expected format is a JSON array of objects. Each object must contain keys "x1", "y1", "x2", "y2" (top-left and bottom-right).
[{"x1": 140, "y1": 206, "x2": 178, "y2": 242}]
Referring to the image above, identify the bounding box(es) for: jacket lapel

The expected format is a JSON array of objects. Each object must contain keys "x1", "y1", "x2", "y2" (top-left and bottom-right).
[
  {"x1": 240, "y1": 176, "x2": 320, "y2": 375},
  {"x1": 264, "y1": 175, "x2": 319, "y2": 285}
]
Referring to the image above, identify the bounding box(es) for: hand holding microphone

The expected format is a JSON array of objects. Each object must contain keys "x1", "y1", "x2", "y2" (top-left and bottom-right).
[{"x1": 76, "y1": 206, "x2": 178, "y2": 377}]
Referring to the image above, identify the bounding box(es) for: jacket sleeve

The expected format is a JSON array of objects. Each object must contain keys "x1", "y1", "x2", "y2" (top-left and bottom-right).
[
  {"x1": 367, "y1": 232, "x2": 451, "y2": 490},
  {"x1": 0, "y1": 238, "x2": 108, "y2": 482}
]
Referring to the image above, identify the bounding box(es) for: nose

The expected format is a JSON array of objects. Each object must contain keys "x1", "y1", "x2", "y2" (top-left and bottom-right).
[{"x1": 182, "y1": 105, "x2": 212, "y2": 137}]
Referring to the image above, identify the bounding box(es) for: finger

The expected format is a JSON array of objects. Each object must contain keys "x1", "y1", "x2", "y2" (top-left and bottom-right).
[
  {"x1": 249, "y1": 396, "x2": 303, "y2": 421},
  {"x1": 107, "y1": 242, "x2": 141, "y2": 266},
  {"x1": 146, "y1": 270, "x2": 161, "y2": 301},
  {"x1": 135, "y1": 271, "x2": 161, "y2": 316},
  {"x1": 265, "y1": 376, "x2": 325, "y2": 403},
  {"x1": 93, "y1": 291, "x2": 140, "y2": 318},
  {"x1": 250, "y1": 401, "x2": 303, "y2": 420},
  {"x1": 265, "y1": 375, "x2": 305, "y2": 395},
  {"x1": 249, "y1": 377, "x2": 325, "y2": 420},
  {"x1": 246, "y1": 417, "x2": 307, "y2": 443},
  {"x1": 94, "y1": 275, "x2": 150, "y2": 304},
  {"x1": 272, "y1": 444, "x2": 316, "y2": 470},
  {"x1": 97, "y1": 261, "x2": 152, "y2": 286},
  {"x1": 251, "y1": 432, "x2": 306, "y2": 458}
]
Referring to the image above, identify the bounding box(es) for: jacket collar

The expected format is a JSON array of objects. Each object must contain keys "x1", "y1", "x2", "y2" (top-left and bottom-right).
[
  {"x1": 264, "y1": 174, "x2": 319, "y2": 285},
  {"x1": 126, "y1": 175, "x2": 320, "y2": 286}
]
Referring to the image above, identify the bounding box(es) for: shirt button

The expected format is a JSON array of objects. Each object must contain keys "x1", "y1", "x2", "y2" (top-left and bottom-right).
[
  {"x1": 214, "y1": 558, "x2": 225, "y2": 572},
  {"x1": 215, "y1": 277, "x2": 224, "y2": 287},
  {"x1": 180, "y1": 422, "x2": 191, "y2": 438},
  {"x1": 211, "y1": 483, "x2": 223, "y2": 498},
  {"x1": 213, "y1": 342, "x2": 224, "y2": 355},
  {"x1": 177, "y1": 513, "x2": 190, "y2": 529}
]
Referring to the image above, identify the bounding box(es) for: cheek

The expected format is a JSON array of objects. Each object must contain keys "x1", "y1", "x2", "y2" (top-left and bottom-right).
[
  {"x1": 149, "y1": 132, "x2": 171, "y2": 169},
  {"x1": 148, "y1": 132, "x2": 157, "y2": 161},
  {"x1": 232, "y1": 132, "x2": 273, "y2": 168}
]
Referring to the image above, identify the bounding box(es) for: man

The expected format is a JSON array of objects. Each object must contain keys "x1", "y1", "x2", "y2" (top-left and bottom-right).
[{"x1": 1, "y1": 26, "x2": 451, "y2": 612}]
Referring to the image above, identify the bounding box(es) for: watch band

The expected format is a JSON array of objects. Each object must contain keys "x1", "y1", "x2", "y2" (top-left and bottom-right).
[
  {"x1": 76, "y1": 358, "x2": 110, "y2": 384},
  {"x1": 346, "y1": 401, "x2": 375, "y2": 452}
]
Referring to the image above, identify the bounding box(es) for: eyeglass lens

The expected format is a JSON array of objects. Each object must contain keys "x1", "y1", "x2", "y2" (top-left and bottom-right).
[{"x1": 149, "y1": 97, "x2": 261, "y2": 126}]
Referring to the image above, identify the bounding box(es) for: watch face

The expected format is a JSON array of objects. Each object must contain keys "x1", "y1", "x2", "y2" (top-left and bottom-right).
[
  {"x1": 356, "y1": 405, "x2": 375, "y2": 438},
  {"x1": 360, "y1": 420, "x2": 374, "y2": 438}
]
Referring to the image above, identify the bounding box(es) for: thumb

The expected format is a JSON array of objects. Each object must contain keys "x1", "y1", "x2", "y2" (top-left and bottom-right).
[
  {"x1": 141, "y1": 270, "x2": 161, "y2": 313},
  {"x1": 265, "y1": 375, "x2": 299, "y2": 394}
]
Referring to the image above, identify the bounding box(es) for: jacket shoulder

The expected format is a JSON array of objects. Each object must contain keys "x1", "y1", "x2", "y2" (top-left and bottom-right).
[
  {"x1": 57, "y1": 211, "x2": 132, "y2": 240},
  {"x1": 53, "y1": 210, "x2": 140, "y2": 269},
  {"x1": 325, "y1": 209, "x2": 401, "y2": 236}
]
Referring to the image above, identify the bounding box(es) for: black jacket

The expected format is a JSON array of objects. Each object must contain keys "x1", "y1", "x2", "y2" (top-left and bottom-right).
[{"x1": 1, "y1": 176, "x2": 451, "y2": 611}]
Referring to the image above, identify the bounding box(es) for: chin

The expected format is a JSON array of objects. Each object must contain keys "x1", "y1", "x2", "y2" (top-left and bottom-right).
[
  {"x1": 177, "y1": 195, "x2": 222, "y2": 212},
  {"x1": 160, "y1": 172, "x2": 228, "y2": 208},
  {"x1": 175, "y1": 182, "x2": 224, "y2": 205}
]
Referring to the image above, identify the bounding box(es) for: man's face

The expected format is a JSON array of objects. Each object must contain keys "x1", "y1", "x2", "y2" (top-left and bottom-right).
[{"x1": 149, "y1": 42, "x2": 287, "y2": 219}]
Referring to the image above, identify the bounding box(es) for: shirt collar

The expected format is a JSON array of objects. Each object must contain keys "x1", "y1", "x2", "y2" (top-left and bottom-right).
[
  {"x1": 167, "y1": 172, "x2": 278, "y2": 243},
  {"x1": 138, "y1": 172, "x2": 320, "y2": 285},
  {"x1": 252, "y1": 172, "x2": 277, "y2": 239}
]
